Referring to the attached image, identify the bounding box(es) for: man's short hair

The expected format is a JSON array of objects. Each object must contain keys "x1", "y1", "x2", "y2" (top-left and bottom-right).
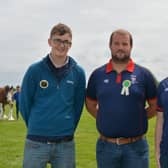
[
  {"x1": 109, "y1": 29, "x2": 133, "y2": 47},
  {"x1": 50, "y1": 23, "x2": 72, "y2": 38}
]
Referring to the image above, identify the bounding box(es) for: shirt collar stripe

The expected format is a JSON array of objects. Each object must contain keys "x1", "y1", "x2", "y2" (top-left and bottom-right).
[{"x1": 106, "y1": 58, "x2": 135, "y2": 73}]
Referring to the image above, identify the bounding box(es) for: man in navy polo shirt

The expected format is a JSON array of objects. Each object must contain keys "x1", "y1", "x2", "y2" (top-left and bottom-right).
[
  {"x1": 86, "y1": 29, "x2": 157, "y2": 168},
  {"x1": 155, "y1": 78, "x2": 168, "y2": 168}
]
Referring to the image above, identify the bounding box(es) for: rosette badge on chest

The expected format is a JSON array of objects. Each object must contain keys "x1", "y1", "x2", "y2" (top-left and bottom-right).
[
  {"x1": 121, "y1": 80, "x2": 131, "y2": 96},
  {"x1": 40, "y1": 80, "x2": 49, "y2": 89}
]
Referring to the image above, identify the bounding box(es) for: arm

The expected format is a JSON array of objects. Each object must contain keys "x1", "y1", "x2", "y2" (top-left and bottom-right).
[
  {"x1": 12, "y1": 93, "x2": 16, "y2": 102},
  {"x1": 85, "y1": 97, "x2": 98, "y2": 118},
  {"x1": 155, "y1": 112, "x2": 163, "y2": 168},
  {"x1": 20, "y1": 67, "x2": 36, "y2": 127},
  {"x1": 144, "y1": 69, "x2": 157, "y2": 119},
  {"x1": 86, "y1": 70, "x2": 98, "y2": 118},
  {"x1": 146, "y1": 98, "x2": 157, "y2": 119},
  {"x1": 74, "y1": 68, "x2": 86, "y2": 129}
]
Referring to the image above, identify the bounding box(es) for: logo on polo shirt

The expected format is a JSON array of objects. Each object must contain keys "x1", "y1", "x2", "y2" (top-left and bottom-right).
[
  {"x1": 104, "y1": 79, "x2": 109, "y2": 83},
  {"x1": 164, "y1": 88, "x2": 168, "y2": 92},
  {"x1": 130, "y1": 75, "x2": 137, "y2": 84}
]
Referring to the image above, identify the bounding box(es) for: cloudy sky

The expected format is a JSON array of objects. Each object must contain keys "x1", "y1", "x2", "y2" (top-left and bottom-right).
[{"x1": 0, "y1": 0, "x2": 168, "y2": 86}]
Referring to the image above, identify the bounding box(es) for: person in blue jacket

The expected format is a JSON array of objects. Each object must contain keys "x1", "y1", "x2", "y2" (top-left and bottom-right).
[
  {"x1": 155, "y1": 77, "x2": 168, "y2": 168},
  {"x1": 12, "y1": 85, "x2": 20, "y2": 120},
  {"x1": 20, "y1": 23, "x2": 86, "y2": 168},
  {"x1": 86, "y1": 29, "x2": 157, "y2": 168}
]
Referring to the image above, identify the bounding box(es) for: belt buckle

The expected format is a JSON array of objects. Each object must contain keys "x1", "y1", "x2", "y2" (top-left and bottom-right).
[
  {"x1": 116, "y1": 137, "x2": 122, "y2": 145},
  {"x1": 47, "y1": 141, "x2": 55, "y2": 144}
]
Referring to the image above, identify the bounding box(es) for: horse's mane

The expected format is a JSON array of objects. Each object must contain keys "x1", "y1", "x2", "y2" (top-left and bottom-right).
[{"x1": 4, "y1": 85, "x2": 10, "y2": 92}]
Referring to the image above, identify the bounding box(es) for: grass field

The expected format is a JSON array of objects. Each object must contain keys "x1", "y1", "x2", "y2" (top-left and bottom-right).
[{"x1": 0, "y1": 107, "x2": 157, "y2": 168}]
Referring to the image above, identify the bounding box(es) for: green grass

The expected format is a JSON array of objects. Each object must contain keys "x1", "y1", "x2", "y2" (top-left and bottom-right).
[{"x1": 0, "y1": 107, "x2": 157, "y2": 168}]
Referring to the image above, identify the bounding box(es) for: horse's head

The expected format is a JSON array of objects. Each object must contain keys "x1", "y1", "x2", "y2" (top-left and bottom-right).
[{"x1": 4, "y1": 86, "x2": 13, "y2": 103}]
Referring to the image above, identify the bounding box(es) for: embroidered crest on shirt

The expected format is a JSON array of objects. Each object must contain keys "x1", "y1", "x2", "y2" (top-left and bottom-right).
[
  {"x1": 39, "y1": 80, "x2": 48, "y2": 88},
  {"x1": 121, "y1": 80, "x2": 131, "y2": 96},
  {"x1": 130, "y1": 75, "x2": 137, "y2": 84},
  {"x1": 104, "y1": 79, "x2": 109, "y2": 83},
  {"x1": 164, "y1": 88, "x2": 168, "y2": 92}
]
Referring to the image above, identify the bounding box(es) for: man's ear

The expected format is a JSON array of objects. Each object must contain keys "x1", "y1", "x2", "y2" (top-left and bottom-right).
[{"x1": 48, "y1": 38, "x2": 52, "y2": 47}]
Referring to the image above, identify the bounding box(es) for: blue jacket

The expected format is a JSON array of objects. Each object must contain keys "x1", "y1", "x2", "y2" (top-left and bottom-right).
[
  {"x1": 157, "y1": 77, "x2": 168, "y2": 154},
  {"x1": 13, "y1": 92, "x2": 20, "y2": 105},
  {"x1": 20, "y1": 55, "x2": 86, "y2": 137}
]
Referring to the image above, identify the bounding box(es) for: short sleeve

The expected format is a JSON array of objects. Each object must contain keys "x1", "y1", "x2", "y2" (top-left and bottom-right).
[
  {"x1": 144, "y1": 69, "x2": 157, "y2": 100},
  {"x1": 86, "y1": 71, "x2": 97, "y2": 100}
]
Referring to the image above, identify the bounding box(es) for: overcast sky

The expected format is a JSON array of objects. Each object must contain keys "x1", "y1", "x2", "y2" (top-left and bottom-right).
[{"x1": 0, "y1": 0, "x2": 168, "y2": 86}]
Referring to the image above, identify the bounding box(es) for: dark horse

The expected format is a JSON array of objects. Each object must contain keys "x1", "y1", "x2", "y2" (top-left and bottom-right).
[{"x1": 0, "y1": 85, "x2": 14, "y2": 120}]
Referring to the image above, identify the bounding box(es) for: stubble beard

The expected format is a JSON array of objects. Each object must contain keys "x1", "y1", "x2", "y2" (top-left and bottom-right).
[{"x1": 112, "y1": 52, "x2": 130, "y2": 64}]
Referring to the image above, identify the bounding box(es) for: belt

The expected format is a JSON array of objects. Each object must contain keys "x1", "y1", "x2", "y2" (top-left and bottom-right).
[
  {"x1": 100, "y1": 134, "x2": 144, "y2": 145},
  {"x1": 27, "y1": 136, "x2": 73, "y2": 144}
]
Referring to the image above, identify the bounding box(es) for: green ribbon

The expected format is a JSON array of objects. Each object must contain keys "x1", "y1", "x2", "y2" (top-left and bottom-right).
[{"x1": 121, "y1": 80, "x2": 131, "y2": 96}]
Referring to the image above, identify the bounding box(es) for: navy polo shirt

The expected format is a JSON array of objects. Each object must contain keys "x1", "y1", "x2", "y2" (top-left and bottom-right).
[
  {"x1": 157, "y1": 77, "x2": 168, "y2": 155},
  {"x1": 86, "y1": 59, "x2": 157, "y2": 138}
]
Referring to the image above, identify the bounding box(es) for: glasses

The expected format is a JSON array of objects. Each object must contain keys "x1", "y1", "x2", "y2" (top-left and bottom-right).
[{"x1": 52, "y1": 38, "x2": 72, "y2": 46}]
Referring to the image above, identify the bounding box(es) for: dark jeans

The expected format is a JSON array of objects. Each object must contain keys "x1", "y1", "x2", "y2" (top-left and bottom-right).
[
  {"x1": 96, "y1": 138, "x2": 149, "y2": 168},
  {"x1": 16, "y1": 103, "x2": 19, "y2": 119}
]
